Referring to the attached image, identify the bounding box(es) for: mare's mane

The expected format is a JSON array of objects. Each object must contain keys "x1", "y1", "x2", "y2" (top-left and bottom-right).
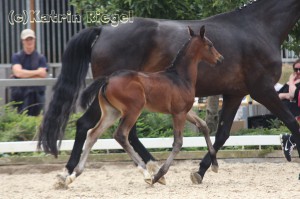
[{"x1": 238, "y1": 0, "x2": 260, "y2": 10}]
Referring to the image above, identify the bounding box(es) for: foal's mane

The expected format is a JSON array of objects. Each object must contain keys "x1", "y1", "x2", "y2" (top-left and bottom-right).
[{"x1": 165, "y1": 37, "x2": 192, "y2": 73}]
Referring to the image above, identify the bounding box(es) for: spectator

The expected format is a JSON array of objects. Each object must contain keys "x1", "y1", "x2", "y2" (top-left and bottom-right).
[
  {"x1": 280, "y1": 59, "x2": 300, "y2": 162},
  {"x1": 278, "y1": 59, "x2": 300, "y2": 117},
  {"x1": 10, "y1": 29, "x2": 48, "y2": 116}
]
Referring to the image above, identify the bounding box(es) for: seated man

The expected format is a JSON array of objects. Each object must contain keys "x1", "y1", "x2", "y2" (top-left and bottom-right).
[{"x1": 10, "y1": 29, "x2": 48, "y2": 116}]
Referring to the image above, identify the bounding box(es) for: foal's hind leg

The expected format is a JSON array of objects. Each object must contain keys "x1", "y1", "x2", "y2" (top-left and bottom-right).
[
  {"x1": 113, "y1": 113, "x2": 155, "y2": 184},
  {"x1": 186, "y1": 109, "x2": 218, "y2": 172},
  {"x1": 65, "y1": 102, "x2": 121, "y2": 186}
]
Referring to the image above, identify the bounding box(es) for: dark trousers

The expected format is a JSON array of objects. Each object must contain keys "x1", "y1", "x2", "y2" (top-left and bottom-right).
[
  {"x1": 11, "y1": 88, "x2": 45, "y2": 116},
  {"x1": 282, "y1": 100, "x2": 300, "y2": 117}
]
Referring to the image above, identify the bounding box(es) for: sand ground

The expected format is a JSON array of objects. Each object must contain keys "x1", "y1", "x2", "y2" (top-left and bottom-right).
[{"x1": 1, "y1": 158, "x2": 300, "y2": 199}]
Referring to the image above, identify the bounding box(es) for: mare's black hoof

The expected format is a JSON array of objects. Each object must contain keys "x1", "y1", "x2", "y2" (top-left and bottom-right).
[{"x1": 211, "y1": 164, "x2": 219, "y2": 173}]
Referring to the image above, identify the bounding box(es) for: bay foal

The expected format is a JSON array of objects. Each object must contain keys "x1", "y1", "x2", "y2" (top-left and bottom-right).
[{"x1": 65, "y1": 26, "x2": 223, "y2": 186}]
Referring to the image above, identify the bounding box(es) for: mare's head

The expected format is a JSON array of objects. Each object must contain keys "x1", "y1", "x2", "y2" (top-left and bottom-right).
[{"x1": 188, "y1": 26, "x2": 223, "y2": 66}]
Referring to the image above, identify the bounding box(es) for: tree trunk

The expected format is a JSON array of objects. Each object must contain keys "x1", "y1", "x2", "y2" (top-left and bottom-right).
[{"x1": 205, "y1": 95, "x2": 220, "y2": 134}]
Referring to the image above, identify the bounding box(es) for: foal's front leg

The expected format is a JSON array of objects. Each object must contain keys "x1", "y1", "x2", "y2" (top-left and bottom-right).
[{"x1": 152, "y1": 113, "x2": 186, "y2": 184}]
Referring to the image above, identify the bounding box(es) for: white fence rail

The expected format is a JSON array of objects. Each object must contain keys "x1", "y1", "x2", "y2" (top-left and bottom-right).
[{"x1": 0, "y1": 135, "x2": 281, "y2": 153}]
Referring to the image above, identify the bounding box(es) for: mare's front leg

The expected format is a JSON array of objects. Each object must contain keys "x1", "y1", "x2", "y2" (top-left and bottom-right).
[
  {"x1": 191, "y1": 95, "x2": 243, "y2": 184},
  {"x1": 152, "y1": 113, "x2": 186, "y2": 184},
  {"x1": 186, "y1": 109, "x2": 218, "y2": 172}
]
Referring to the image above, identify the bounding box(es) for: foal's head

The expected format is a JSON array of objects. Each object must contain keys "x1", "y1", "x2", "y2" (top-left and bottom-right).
[{"x1": 188, "y1": 26, "x2": 223, "y2": 65}]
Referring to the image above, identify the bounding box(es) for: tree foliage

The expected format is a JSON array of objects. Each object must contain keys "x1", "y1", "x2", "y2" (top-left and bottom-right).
[
  {"x1": 70, "y1": 0, "x2": 299, "y2": 54},
  {"x1": 70, "y1": 0, "x2": 248, "y2": 21},
  {"x1": 283, "y1": 23, "x2": 300, "y2": 55}
]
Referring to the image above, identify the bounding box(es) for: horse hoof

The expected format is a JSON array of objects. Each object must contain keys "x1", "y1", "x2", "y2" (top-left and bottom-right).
[
  {"x1": 190, "y1": 172, "x2": 203, "y2": 184},
  {"x1": 65, "y1": 172, "x2": 76, "y2": 185},
  {"x1": 146, "y1": 161, "x2": 167, "y2": 185},
  {"x1": 146, "y1": 160, "x2": 160, "y2": 174},
  {"x1": 54, "y1": 174, "x2": 68, "y2": 190},
  {"x1": 157, "y1": 176, "x2": 166, "y2": 185},
  {"x1": 211, "y1": 165, "x2": 219, "y2": 173},
  {"x1": 144, "y1": 177, "x2": 153, "y2": 185},
  {"x1": 144, "y1": 175, "x2": 166, "y2": 185}
]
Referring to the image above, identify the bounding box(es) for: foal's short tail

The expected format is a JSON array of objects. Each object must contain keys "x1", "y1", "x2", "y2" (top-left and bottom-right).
[
  {"x1": 80, "y1": 77, "x2": 108, "y2": 110},
  {"x1": 37, "y1": 27, "x2": 101, "y2": 157}
]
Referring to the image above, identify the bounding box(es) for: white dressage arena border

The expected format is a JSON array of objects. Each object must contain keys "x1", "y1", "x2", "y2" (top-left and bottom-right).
[{"x1": 0, "y1": 135, "x2": 281, "y2": 153}]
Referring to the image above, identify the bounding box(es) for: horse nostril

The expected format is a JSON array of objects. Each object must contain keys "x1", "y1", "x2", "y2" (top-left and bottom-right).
[{"x1": 218, "y1": 55, "x2": 224, "y2": 64}]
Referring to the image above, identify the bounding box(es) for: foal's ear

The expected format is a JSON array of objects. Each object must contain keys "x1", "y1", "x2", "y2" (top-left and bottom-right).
[
  {"x1": 188, "y1": 26, "x2": 195, "y2": 37},
  {"x1": 200, "y1": 25, "x2": 205, "y2": 39}
]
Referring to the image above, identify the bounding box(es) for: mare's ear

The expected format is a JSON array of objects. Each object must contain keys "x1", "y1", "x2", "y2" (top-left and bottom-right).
[
  {"x1": 200, "y1": 25, "x2": 205, "y2": 39},
  {"x1": 188, "y1": 26, "x2": 195, "y2": 37}
]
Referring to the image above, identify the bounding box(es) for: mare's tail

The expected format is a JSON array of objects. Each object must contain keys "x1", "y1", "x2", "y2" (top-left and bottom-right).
[{"x1": 37, "y1": 27, "x2": 101, "y2": 157}]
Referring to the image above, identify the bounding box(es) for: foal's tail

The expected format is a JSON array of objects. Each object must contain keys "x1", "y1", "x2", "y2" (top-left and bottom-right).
[
  {"x1": 80, "y1": 76, "x2": 108, "y2": 110},
  {"x1": 37, "y1": 27, "x2": 102, "y2": 157}
]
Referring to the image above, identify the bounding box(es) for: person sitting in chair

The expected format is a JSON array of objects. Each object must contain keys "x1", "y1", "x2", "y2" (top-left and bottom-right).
[
  {"x1": 10, "y1": 29, "x2": 48, "y2": 116},
  {"x1": 278, "y1": 59, "x2": 300, "y2": 117}
]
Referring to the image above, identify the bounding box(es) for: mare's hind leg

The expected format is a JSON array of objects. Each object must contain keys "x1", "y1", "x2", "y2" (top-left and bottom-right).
[
  {"x1": 56, "y1": 99, "x2": 100, "y2": 188},
  {"x1": 152, "y1": 113, "x2": 186, "y2": 184},
  {"x1": 65, "y1": 100, "x2": 121, "y2": 186},
  {"x1": 66, "y1": 100, "x2": 100, "y2": 173},
  {"x1": 186, "y1": 109, "x2": 218, "y2": 172},
  {"x1": 129, "y1": 125, "x2": 156, "y2": 163}
]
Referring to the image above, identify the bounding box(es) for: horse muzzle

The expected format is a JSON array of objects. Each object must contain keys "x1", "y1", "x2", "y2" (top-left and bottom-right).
[{"x1": 217, "y1": 55, "x2": 224, "y2": 64}]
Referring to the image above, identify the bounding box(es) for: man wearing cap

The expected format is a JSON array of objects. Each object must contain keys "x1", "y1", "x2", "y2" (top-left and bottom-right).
[{"x1": 10, "y1": 29, "x2": 48, "y2": 116}]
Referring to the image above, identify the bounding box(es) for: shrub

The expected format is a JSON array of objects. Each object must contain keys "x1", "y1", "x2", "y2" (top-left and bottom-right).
[
  {"x1": 0, "y1": 101, "x2": 83, "y2": 141},
  {"x1": 0, "y1": 102, "x2": 42, "y2": 141},
  {"x1": 0, "y1": 100, "x2": 290, "y2": 142}
]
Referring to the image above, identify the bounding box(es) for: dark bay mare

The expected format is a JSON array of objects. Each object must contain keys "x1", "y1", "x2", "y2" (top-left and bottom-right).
[
  {"x1": 38, "y1": 0, "x2": 300, "y2": 184},
  {"x1": 61, "y1": 26, "x2": 223, "y2": 186}
]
